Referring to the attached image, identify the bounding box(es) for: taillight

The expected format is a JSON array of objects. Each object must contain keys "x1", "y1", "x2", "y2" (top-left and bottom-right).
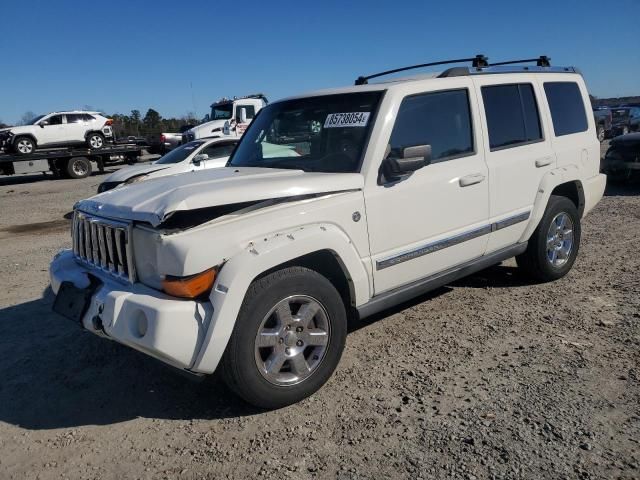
[
  {"x1": 104, "y1": 119, "x2": 113, "y2": 126},
  {"x1": 160, "y1": 134, "x2": 166, "y2": 142}
]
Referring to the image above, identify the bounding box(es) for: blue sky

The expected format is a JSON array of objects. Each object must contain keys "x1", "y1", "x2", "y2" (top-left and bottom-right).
[{"x1": 1, "y1": 0, "x2": 638, "y2": 124}]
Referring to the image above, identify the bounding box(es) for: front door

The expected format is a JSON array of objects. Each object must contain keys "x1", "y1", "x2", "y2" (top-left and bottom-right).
[
  {"x1": 38, "y1": 114, "x2": 67, "y2": 145},
  {"x1": 365, "y1": 83, "x2": 490, "y2": 294}
]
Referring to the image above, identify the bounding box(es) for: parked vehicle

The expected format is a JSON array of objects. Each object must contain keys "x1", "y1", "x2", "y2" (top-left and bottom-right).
[
  {"x1": 97, "y1": 137, "x2": 238, "y2": 192},
  {"x1": 50, "y1": 56, "x2": 606, "y2": 409},
  {"x1": 601, "y1": 132, "x2": 640, "y2": 182},
  {"x1": 593, "y1": 108, "x2": 612, "y2": 141},
  {"x1": 0, "y1": 111, "x2": 113, "y2": 155},
  {"x1": 182, "y1": 94, "x2": 267, "y2": 142},
  {"x1": 610, "y1": 107, "x2": 640, "y2": 136},
  {"x1": 147, "y1": 125, "x2": 195, "y2": 154}
]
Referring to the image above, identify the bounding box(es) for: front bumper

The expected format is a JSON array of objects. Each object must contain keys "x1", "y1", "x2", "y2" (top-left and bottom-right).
[{"x1": 50, "y1": 250, "x2": 212, "y2": 370}]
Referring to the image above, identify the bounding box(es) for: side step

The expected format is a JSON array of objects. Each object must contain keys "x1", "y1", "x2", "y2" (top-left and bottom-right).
[{"x1": 356, "y1": 243, "x2": 527, "y2": 319}]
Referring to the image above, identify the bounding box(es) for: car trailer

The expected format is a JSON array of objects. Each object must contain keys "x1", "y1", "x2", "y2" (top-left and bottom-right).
[{"x1": 0, "y1": 143, "x2": 145, "y2": 179}]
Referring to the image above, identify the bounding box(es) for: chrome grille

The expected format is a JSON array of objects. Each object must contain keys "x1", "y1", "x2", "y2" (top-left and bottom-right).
[{"x1": 72, "y1": 211, "x2": 135, "y2": 283}]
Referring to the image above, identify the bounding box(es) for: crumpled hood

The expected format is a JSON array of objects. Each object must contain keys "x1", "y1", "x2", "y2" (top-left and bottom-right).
[
  {"x1": 78, "y1": 167, "x2": 364, "y2": 226},
  {"x1": 102, "y1": 163, "x2": 171, "y2": 183}
]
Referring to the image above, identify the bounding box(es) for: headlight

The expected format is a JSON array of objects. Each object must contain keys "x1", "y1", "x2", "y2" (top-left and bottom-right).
[{"x1": 125, "y1": 174, "x2": 149, "y2": 185}]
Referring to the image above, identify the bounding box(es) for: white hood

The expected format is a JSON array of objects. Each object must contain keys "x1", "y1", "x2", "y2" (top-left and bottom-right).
[
  {"x1": 78, "y1": 167, "x2": 364, "y2": 226},
  {"x1": 188, "y1": 119, "x2": 228, "y2": 138},
  {"x1": 103, "y1": 163, "x2": 171, "y2": 183}
]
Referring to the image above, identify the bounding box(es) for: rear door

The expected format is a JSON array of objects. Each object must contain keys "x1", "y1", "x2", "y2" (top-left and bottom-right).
[
  {"x1": 472, "y1": 75, "x2": 555, "y2": 253},
  {"x1": 65, "y1": 113, "x2": 88, "y2": 142}
]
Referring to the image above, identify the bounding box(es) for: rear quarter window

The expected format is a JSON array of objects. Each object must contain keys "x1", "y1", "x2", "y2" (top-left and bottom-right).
[{"x1": 543, "y1": 82, "x2": 588, "y2": 136}]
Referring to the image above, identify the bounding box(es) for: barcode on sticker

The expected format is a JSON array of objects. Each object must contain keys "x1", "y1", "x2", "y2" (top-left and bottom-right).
[{"x1": 324, "y1": 112, "x2": 370, "y2": 128}]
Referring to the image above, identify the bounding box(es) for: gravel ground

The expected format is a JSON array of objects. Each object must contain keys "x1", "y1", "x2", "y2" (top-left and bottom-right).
[{"x1": 0, "y1": 146, "x2": 638, "y2": 480}]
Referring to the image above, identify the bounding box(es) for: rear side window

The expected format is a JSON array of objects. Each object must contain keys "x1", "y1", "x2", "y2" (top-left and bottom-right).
[
  {"x1": 201, "y1": 142, "x2": 237, "y2": 159},
  {"x1": 544, "y1": 82, "x2": 588, "y2": 136},
  {"x1": 83, "y1": 114, "x2": 96, "y2": 122},
  {"x1": 66, "y1": 114, "x2": 84, "y2": 123},
  {"x1": 389, "y1": 89, "x2": 474, "y2": 162},
  {"x1": 482, "y1": 84, "x2": 542, "y2": 150}
]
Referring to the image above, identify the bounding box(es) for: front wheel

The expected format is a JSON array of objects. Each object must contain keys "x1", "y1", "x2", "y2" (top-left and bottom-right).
[
  {"x1": 221, "y1": 267, "x2": 347, "y2": 409},
  {"x1": 13, "y1": 136, "x2": 36, "y2": 155},
  {"x1": 516, "y1": 195, "x2": 581, "y2": 282},
  {"x1": 87, "y1": 132, "x2": 104, "y2": 150}
]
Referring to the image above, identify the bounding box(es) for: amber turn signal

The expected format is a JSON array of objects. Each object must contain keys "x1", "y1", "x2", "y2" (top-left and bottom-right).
[{"x1": 162, "y1": 268, "x2": 217, "y2": 299}]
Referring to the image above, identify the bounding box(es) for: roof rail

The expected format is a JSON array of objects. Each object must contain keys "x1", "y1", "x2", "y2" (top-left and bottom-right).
[
  {"x1": 354, "y1": 54, "x2": 489, "y2": 85},
  {"x1": 490, "y1": 55, "x2": 551, "y2": 67}
]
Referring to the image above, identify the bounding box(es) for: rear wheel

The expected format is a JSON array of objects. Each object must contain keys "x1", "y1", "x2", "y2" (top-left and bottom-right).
[
  {"x1": 86, "y1": 132, "x2": 104, "y2": 150},
  {"x1": 221, "y1": 267, "x2": 347, "y2": 409},
  {"x1": 13, "y1": 136, "x2": 36, "y2": 155},
  {"x1": 516, "y1": 195, "x2": 581, "y2": 282},
  {"x1": 66, "y1": 157, "x2": 92, "y2": 179}
]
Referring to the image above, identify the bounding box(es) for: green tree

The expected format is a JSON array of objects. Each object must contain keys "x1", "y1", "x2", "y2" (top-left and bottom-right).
[{"x1": 143, "y1": 108, "x2": 162, "y2": 134}]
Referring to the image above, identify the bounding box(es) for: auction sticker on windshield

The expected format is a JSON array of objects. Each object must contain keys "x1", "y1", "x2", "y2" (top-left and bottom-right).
[{"x1": 324, "y1": 112, "x2": 370, "y2": 128}]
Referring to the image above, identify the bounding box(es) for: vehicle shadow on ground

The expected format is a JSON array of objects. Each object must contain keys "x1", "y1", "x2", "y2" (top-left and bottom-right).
[
  {"x1": 604, "y1": 180, "x2": 640, "y2": 197},
  {"x1": 0, "y1": 289, "x2": 260, "y2": 431}
]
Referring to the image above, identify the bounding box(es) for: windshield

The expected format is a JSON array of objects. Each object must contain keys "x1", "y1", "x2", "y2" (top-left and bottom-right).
[
  {"x1": 210, "y1": 103, "x2": 233, "y2": 120},
  {"x1": 28, "y1": 115, "x2": 45, "y2": 125},
  {"x1": 229, "y1": 92, "x2": 382, "y2": 173},
  {"x1": 154, "y1": 141, "x2": 204, "y2": 164}
]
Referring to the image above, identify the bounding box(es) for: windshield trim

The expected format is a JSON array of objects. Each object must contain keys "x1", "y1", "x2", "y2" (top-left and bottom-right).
[{"x1": 227, "y1": 90, "x2": 386, "y2": 173}]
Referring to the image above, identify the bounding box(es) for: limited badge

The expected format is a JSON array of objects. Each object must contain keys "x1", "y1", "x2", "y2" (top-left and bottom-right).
[{"x1": 324, "y1": 112, "x2": 370, "y2": 128}]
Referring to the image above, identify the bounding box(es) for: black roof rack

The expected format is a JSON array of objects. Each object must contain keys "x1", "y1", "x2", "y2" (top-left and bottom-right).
[
  {"x1": 490, "y1": 56, "x2": 551, "y2": 67},
  {"x1": 354, "y1": 54, "x2": 489, "y2": 85}
]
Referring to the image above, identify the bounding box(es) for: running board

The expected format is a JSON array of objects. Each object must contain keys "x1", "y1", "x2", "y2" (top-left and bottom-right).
[{"x1": 356, "y1": 243, "x2": 528, "y2": 320}]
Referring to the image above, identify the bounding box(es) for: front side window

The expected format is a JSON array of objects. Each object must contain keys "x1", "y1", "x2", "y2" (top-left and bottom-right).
[
  {"x1": 389, "y1": 89, "x2": 474, "y2": 163},
  {"x1": 235, "y1": 105, "x2": 256, "y2": 121},
  {"x1": 229, "y1": 92, "x2": 383, "y2": 173},
  {"x1": 201, "y1": 142, "x2": 237, "y2": 159},
  {"x1": 482, "y1": 84, "x2": 542, "y2": 150},
  {"x1": 210, "y1": 103, "x2": 233, "y2": 120},
  {"x1": 46, "y1": 115, "x2": 64, "y2": 126},
  {"x1": 544, "y1": 82, "x2": 588, "y2": 136},
  {"x1": 154, "y1": 141, "x2": 205, "y2": 164}
]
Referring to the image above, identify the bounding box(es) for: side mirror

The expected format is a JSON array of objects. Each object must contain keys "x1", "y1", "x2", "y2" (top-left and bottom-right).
[
  {"x1": 39, "y1": 122, "x2": 46, "y2": 128},
  {"x1": 382, "y1": 144, "x2": 431, "y2": 180},
  {"x1": 238, "y1": 107, "x2": 248, "y2": 124},
  {"x1": 192, "y1": 153, "x2": 208, "y2": 165}
]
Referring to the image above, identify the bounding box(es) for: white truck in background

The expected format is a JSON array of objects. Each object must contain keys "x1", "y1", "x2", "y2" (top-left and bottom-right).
[{"x1": 182, "y1": 94, "x2": 267, "y2": 143}]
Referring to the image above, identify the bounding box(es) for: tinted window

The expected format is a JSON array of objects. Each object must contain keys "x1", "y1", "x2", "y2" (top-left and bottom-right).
[
  {"x1": 389, "y1": 89, "x2": 474, "y2": 162},
  {"x1": 482, "y1": 84, "x2": 542, "y2": 150},
  {"x1": 47, "y1": 115, "x2": 63, "y2": 125},
  {"x1": 83, "y1": 114, "x2": 95, "y2": 122},
  {"x1": 544, "y1": 82, "x2": 588, "y2": 136},
  {"x1": 66, "y1": 114, "x2": 84, "y2": 123},
  {"x1": 201, "y1": 142, "x2": 237, "y2": 159},
  {"x1": 235, "y1": 105, "x2": 256, "y2": 121}
]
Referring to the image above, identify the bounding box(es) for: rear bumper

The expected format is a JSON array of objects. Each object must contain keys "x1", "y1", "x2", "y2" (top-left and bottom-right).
[
  {"x1": 49, "y1": 250, "x2": 212, "y2": 370},
  {"x1": 582, "y1": 173, "x2": 607, "y2": 217}
]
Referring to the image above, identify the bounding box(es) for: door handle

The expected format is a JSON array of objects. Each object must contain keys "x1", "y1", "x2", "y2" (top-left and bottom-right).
[
  {"x1": 535, "y1": 157, "x2": 552, "y2": 168},
  {"x1": 459, "y1": 173, "x2": 485, "y2": 187}
]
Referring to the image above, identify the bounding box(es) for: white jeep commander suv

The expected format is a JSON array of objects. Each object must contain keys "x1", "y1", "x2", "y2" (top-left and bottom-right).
[
  {"x1": 50, "y1": 55, "x2": 606, "y2": 409},
  {"x1": 1, "y1": 111, "x2": 113, "y2": 155}
]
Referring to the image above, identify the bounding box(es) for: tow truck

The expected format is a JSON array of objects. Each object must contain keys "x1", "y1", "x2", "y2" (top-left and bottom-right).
[{"x1": 0, "y1": 142, "x2": 146, "y2": 179}]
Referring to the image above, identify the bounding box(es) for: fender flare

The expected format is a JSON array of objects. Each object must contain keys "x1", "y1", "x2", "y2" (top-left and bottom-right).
[
  {"x1": 190, "y1": 222, "x2": 370, "y2": 374},
  {"x1": 518, "y1": 165, "x2": 582, "y2": 243},
  {"x1": 84, "y1": 130, "x2": 105, "y2": 140},
  {"x1": 11, "y1": 133, "x2": 37, "y2": 145}
]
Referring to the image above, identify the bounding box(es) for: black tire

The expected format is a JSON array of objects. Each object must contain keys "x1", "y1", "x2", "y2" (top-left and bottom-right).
[
  {"x1": 597, "y1": 125, "x2": 605, "y2": 142},
  {"x1": 86, "y1": 132, "x2": 105, "y2": 150},
  {"x1": 66, "y1": 157, "x2": 92, "y2": 179},
  {"x1": 13, "y1": 136, "x2": 36, "y2": 155},
  {"x1": 221, "y1": 266, "x2": 347, "y2": 409},
  {"x1": 516, "y1": 195, "x2": 581, "y2": 282}
]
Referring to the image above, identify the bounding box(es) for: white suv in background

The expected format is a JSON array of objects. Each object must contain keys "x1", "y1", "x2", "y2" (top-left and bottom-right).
[{"x1": 0, "y1": 111, "x2": 113, "y2": 155}]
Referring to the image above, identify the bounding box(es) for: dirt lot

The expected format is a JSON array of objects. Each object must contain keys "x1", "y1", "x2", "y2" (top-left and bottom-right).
[{"x1": 0, "y1": 148, "x2": 638, "y2": 480}]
